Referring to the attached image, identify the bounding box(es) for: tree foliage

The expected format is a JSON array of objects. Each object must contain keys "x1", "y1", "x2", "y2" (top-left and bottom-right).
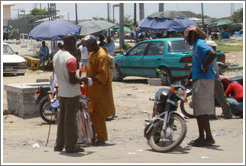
[
  {"x1": 231, "y1": 8, "x2": 243, "y2": 23},
  {"x1": 29, "y1": 8, "x2": 49, "y2": 16}
]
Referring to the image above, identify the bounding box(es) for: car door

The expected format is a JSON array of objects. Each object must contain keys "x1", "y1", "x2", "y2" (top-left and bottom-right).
[
  {"x1": 141, "y1": 41, "x2": 165, "y2": 76},
  {"x1": 124, "y1": 42, "x2": 149, "y2": 76}
]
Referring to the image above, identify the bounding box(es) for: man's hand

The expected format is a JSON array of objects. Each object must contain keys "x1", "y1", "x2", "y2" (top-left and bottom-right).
[
  {"x1": 201, "y1": 64, "x2": 209, "y2": 73},
  {"x1": 81, "y1": 77, "x2": 88, "y2": 85}
]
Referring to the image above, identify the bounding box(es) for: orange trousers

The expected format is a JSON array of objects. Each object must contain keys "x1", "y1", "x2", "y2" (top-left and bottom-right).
[{"x1": 89, "y1": 105, "x2": 108, "y2": 142}]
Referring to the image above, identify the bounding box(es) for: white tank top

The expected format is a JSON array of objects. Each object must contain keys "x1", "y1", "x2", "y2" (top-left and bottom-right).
[{"x1": 53, "y1": 50, "x2": 81, "y2": 97}]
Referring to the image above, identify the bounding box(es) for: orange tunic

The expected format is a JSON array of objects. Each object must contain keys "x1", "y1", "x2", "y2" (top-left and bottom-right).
[{"x1": 86, "y1": 47, "x2": 115, "y2": 118}]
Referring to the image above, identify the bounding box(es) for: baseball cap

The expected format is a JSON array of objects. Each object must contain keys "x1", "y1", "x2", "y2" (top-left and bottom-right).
[{"x1": 84, "y1": 35, "x2": 97, "y2": 46}]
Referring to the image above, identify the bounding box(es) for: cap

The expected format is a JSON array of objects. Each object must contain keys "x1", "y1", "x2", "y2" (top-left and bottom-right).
[
  {"x1": 84, "y1": 35, "x2": 97, "y2": 46},
  {"x1": 206, "y1": 40, "x2": 218, "y2": 47}
]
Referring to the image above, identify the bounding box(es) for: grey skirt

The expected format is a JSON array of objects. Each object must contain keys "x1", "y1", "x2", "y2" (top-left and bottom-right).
[{"x1": 192, "y1": 79, "x2": 215, "y2": 116}]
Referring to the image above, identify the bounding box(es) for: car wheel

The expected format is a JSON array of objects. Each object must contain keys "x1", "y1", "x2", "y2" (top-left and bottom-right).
[
  {"x1": 158, "y1": 68, "x2": 173, "y2": 86},
  {"x1": 112, "y1": 67, "x2": 123, "y2": 82}
]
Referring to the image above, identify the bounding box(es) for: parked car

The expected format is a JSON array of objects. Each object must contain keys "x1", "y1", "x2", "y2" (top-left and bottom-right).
[
  {"x1": 2, "y1": 43, "x2": 27, "y2": 75},
  {"x1": 113, "y1": 38, "x2": 226, "y2": 85}
]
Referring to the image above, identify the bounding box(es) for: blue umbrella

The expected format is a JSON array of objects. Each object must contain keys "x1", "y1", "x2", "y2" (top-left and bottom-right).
[
  {"x1": 28, "y1": 20, "x2": 81, "y2": 41},
  {"x1": 138, "y1": 17, "x2": 197, "y2": 32}
]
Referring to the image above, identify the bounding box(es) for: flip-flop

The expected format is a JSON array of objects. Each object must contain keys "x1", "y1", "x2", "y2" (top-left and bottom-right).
[
  {"x1": 188, "y1": 139, "x2": 208, "y2": 147},
  {"x1": 66, "y1": 147, "x2": 85, "y2": 153}
]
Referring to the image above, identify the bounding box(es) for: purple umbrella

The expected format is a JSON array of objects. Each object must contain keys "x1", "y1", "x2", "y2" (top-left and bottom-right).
[
  {"x1": 28, "y1": 20, "x2": 81, "y2": 41},
  {"x1": 138, "y1": 17, "x2": 197, "y2": 32}
]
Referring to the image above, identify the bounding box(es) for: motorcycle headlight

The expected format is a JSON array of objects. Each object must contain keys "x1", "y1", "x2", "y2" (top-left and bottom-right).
[{"x1": 176, "y1": 88, "x2": 187, "y2": 101}]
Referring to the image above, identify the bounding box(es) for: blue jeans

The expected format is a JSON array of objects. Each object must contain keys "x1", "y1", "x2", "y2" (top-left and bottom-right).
[
  {"x1": 226, "y1": 98, "x2": 243, "y2": 116},
  {"x1": 38, "y1": 54, "x2": 49, "y2": 64}
]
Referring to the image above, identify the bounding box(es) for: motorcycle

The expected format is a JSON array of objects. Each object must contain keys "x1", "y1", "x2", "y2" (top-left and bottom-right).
[
  {"x1": 34, "y1": 77, "x2": 60, "y2": 124},
  {"x1": 180, "y1": 75, "x2": 243, "y2": 118},
  {"x1": 144, "y1": 69, "x2": 188, "y2": 152}
]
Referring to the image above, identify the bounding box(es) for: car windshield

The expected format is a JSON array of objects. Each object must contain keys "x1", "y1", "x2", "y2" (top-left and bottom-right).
[
  {"x1": 3, "y1": 44, "x2": 15, "y2": 54},
  {"x1": 168, "y1": 40, "x2": 192, "y2": 52}
]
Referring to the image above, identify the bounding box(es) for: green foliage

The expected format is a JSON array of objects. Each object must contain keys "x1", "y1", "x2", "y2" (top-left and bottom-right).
[
  {"x1": 231, "y1": 8, "x2": 243, "y2": 23},
  {"x1": 7, "y1": 25, "x2": 18, "y2": 39},
  {"x1": 92, "y1": 17, "x2": 115, "y2": 24},
  {"x1": 123, "y1": 15, "x2": 134, "y2": 28},
  {"x1": 29, "y1": 8, "x2": 49, "y2": 16}
]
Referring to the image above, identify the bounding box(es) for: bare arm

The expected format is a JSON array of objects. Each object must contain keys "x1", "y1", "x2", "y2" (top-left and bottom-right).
[
  {"x1": 201, "y1": 48, "x2": 217, "y2": 73},
  {"x1": 68, "y1": 72, "x2": 88, "y2": 85}
]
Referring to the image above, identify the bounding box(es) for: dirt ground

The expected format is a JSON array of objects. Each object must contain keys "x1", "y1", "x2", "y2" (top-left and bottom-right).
[{"x1": 2, "y1": 46, "x2": 244, "y2": 164}]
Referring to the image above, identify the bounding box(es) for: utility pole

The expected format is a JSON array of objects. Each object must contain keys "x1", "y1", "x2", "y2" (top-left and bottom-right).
[
  {"x1": 159, "y1": 3, "x2": 164, "y2": 12},
  {"x1": 139, "y1": 3, "x2": 144, "y2": 21},
  {"x1": 201, "y1": 3, "x2": 205, "y2": 33},
  {"x1": 113, "y1": 4, "x2": 119, "y2": 23},
  {"x1": 134, "y1": 3, "x2": 137, "y2": 26},
  {"x1": 119, "y1": 3, "x2": 124, "y2": 49},
  {"x1": 75, "y1": 3, "x2": 78, "y2": 24},
  {"x1": 107, "y1": 3, "x2": 110, "y2": 22}
]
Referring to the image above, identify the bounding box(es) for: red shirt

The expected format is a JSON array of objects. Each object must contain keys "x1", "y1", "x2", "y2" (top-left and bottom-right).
[{"x1": 225, "y1": 83, "x2": 243, "y2": 101}]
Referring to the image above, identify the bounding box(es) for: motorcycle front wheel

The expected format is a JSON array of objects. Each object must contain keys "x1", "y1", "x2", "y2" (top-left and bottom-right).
[
  {"x1": 148, "y1": 114, "x2": 187, "y2": 152},
  {"x1": 38, "y1": 96, "x2": 57, "y2": 124}
]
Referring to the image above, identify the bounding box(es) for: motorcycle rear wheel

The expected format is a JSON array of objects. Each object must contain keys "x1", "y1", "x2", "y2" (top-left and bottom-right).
[
  {"x1": 148, "y1": 114, "x2": 187, "y2": 152},
  {"x1": 38, "y1": 96, "x2": 56, "y2": 124}
]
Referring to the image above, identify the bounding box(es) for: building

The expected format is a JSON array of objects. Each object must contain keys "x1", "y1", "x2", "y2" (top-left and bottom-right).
[{"x1": 3, "y1": 3, "x2": 15, "y2": 26}]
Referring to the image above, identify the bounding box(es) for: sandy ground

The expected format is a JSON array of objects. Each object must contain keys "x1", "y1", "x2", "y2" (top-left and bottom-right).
[{"x1": 2, "y1": 42, "x2": 244, "y2": 164}]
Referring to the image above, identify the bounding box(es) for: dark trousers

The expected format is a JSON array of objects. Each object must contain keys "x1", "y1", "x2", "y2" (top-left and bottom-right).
[
  {"x1": 214, "y1": 80, "x2": 232, "y2": 117},
  {"x1": 55, "y1": 96, "x2": 80, "y2": 151}
]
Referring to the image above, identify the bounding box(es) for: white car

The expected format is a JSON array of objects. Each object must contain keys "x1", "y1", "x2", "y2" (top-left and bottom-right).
[{"x1": 2, "y1": 43, "x2": 27, "y2": 75}]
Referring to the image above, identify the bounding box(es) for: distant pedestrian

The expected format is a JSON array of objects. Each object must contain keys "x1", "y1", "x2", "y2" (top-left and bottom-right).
[
  {"x1": 78, "y1": 38, "x2": 89, "y2": 77},
  {"x1": 38, "y1": 41, "x2": 50, "y2": 64},
  {"x1": 206, "y1": 40, "x2": 232, "y2": 119},
  {"x1": 184, "y1": 25, "x2": 217, "y2": 147},
  {"x1": 104, "y1": 36, "x2": 115, "y2": 56},
  {"x1": 221, "y1": 77, "x2": 243, "y2": 118}
]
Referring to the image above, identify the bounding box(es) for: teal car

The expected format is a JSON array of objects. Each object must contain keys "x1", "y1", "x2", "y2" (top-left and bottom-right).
[{"x1": 113, "y1": 38, "x2": 193, "y2": 85}]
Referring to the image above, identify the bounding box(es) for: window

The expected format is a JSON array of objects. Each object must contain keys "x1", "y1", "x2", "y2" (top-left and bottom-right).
[
  {"x1": 128, "y1": 42, "x2": 149, "y2": 56},
  {"x1": 146, "y1": 41, "x2": 164, "y2": 55},
  {"x1": 3, "y1": 45, "x2": 15, "y2": 54},
  {"x1": 168, "y1": 40, "x2": 192, "y2": 53}
]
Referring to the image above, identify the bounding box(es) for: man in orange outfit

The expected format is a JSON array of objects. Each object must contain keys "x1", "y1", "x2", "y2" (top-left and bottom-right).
[{"x1": 84, "y1": 35, "x2": 115, "y2": 146}]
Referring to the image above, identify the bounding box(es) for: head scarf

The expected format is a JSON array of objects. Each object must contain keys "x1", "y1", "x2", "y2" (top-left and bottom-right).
[{"x1": 184, "y1": 26, "x2": 207, "y2": 44}]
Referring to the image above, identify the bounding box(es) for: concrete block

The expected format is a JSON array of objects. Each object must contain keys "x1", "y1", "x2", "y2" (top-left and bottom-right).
[
  {"x1": 4, "y1": 82, "x2": 50, "y2": 118},
  {"x1": 148, "y1": 78, "x2": 162, "y2": 86}
]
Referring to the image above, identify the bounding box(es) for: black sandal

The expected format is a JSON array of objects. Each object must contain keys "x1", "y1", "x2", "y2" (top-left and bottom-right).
[
  {"x1": 188, "y1": 139, "x2": 208, "y2": 147},
  {"x1": 66, "y1": 147, "x2": 85, "y2": 153}
]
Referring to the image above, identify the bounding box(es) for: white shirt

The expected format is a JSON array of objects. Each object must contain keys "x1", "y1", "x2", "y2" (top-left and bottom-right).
[
  {"x1": 79, "y1": 45, "x2": 89, "y2": 60},
  {"x1": 53, "y1": 50, "x2": 81, "y2": 97}
]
